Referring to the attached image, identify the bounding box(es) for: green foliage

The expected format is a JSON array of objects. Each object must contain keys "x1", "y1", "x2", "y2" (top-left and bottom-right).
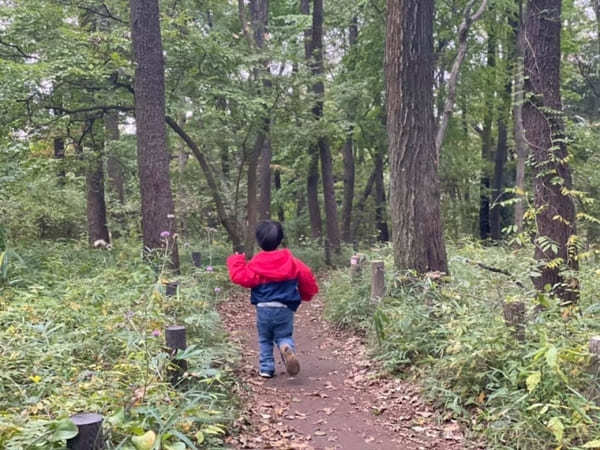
[
  {"x1": 0, "y1": 240, "x2": 236, "y2": 449},
  {"x1": 323, "y1": 241, "x2": 600, "y2": 449}
]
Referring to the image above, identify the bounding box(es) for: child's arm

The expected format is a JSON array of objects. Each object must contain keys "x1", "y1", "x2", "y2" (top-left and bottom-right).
[
  {"x1": 295, "y1": 259, "x2": 319, "y2": 301},
  {"x1": 226, "y1": 253, "x2": 260, "y2": 288}
]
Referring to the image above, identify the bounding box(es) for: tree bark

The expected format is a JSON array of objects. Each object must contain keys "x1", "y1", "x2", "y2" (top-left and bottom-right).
[
  {"x1": 523, "y1": 0, "x2": 578, "y2": 301},
  {"x1": 312, "y1": 0, "x2": 341, "y2": 257},
  {"x1": 385, "y1": 0, "x2": 448, "y2": 274},
  {"x1": 130, "y1": 0, "x2": 179, "y2": 269}
]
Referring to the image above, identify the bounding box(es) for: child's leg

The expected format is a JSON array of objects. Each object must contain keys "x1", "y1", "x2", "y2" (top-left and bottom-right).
[
  {"x1": 256, "y1": 307, "x2": 275, "y2": 375},
  {"x1": 273, "y1": 308, "x2": 300, "y2": 375},
  {"x1": 272, "y1": 307, "x2": 295, "y2": 350}
]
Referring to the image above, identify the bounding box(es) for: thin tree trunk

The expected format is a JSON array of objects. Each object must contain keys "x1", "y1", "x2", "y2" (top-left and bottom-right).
[
  {"x1": 54, "y1": 137, "x2": 65, "y2": 181},
  {"x1": 273, "y1": 169, "x2": 285, "y2": 222},
  {"x1": 258, "y1": 139, "x2": 272, "y2": 221},
  {"x1": 341, "y1": 137, "x2": 355, "y2": 242},
  {"x1": 435, "y1": 0, "x2": 489, "y2": 157},
  {"x1": 104, "y1": 110, "x2": 125, "y2": 204},
  {"x1": 523, "y1": 0, "x2": 578, "y2": 301},
  {"x1": 341, "y1": 17, "x2": 358, "y2": 243},
  {"x1": 374, "y1": 150, "x2": 389, "y2": 242},
  {"x1": 130, "y1": 0, "x2": 179, "y2": 269},
  {"x1": 312, "y1": 0, "x2": 341, "y2": 257},
  {"x1": 479, "y1": 30, "x2": 496, "y2": 240},
  {"x1": 85, "y1": 126, "x2": 110, "y2": 246},
  {"x1": 513, "y1": 0, "x2": 528, "y2": 232},
  {"x1": 302, "y1": 0, "x2": 322, "y2": 240},
  {"x1": 386, "y1": 0, "x2": 448, "y2": 274},
  {"x1": 351, "y1": 165, "x2": 377, "y2": 244}
]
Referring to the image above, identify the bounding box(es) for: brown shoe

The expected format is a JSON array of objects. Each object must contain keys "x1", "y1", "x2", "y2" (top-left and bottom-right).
[{"x1": 280, "y1": 344, "x2": 300, "y2": 376}]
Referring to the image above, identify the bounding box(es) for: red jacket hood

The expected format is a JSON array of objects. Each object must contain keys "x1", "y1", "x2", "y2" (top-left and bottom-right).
[{"x1": 247, "y1": 249, "x2": 297, "y2": 281}]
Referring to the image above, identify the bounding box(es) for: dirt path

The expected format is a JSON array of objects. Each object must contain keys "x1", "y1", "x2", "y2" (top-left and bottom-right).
[{"x1": 220, "y1": 292, "x2": 469, "y2": 450}]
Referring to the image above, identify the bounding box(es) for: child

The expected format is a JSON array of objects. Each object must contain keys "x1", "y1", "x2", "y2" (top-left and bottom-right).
[{"x1": 227, "y1": 220, "x2": 319, "y2": 378}]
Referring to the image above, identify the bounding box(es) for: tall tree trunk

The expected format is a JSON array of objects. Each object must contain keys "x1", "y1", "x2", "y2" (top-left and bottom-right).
[
  {"x1": 85, "y1": 125, "x2": 110, "y2": 246},
  {"x1": 341, "y1": 17, "x2": 358, "y2": 243},
  {"x1": 245, "y1": 0, "x2": 270, "y2": 256},
  {"x1": 513, "y1": 0, "x2": 528, "y2": 232},
  {"x1": 523, "y1": 0, "x2": 578, "y2": 301},
  {"x1": 302, "y1": 0, "x2": 322, "y2": 240},
  {"x1": 374, "y1": 149, "x2": 389, "y2": 242},
  {"x1": 386, "y1": 0, "x2": 448, "y2": 273},
  {"x1": 273, "y1": 169, "x2": 285, "y2": 222},
  {"x1": 312, "y1": 0, "x2": 341, "y2": 257},
  {"x1": 491, "y1": 30, "x2": 515, "y2": 241},
  {"x1": 479, "y1": 30, "x2": 496, "y2": 240},
  {"x1": 258, "y1": 139, "x2": 272, "y2": 221},
  {"x1": 130, "y1": 0, "x2": 179, "y2": 269},
  {"x1": 104, "y1": 110, "x2": 125, "y2": 204},
  {"x1": 341, "y1": 137, "x2": 355, "y2": 242}
]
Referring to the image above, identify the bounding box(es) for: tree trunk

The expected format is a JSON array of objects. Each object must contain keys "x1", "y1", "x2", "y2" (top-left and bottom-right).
[
  {"x1": 312, "y1": 0, "x2": 341, "y2": 257},
  {"x1": 85, "y1": 127, "x2": 110, "y2": 246},
  {"x1": 258, "y1": 139, "x2": 272, "y2": 221},
  {"x1": 479, "y1": 30, "x2": 496, "y2": 241},
  {"x1": 386, "y1": 0, "x2": 448, "y2": 274},
  {"x1": 341, "y1": 18, "x2": 358, "y2": 243},
  {"x1": 513, "y1": 0, "x2": 528, "y2": 232},
  {"x1": 523, "y1": 0, "x2": 578, "y2": 301},
  {"x1": 374, "y1": 150, "x2": 389, "y2": 242},
  {"x1": 104, "y1": 111, "x2": 125, "y2": 204},
  {"x1": 341, "y1": 135, "x2": 355, "y2": 244},
  {"x1": 273, "y1": 169, "x2": 285, "y2": 222},
  {"x1": 54, "y1": 137, "x2": 65, "y2": 181},
  {"x1": 302, "y1": 0, "x2": 322, "y2": 240},
  {"x1": 130, "y1": 0, "x2": 179, "y2": 269}
]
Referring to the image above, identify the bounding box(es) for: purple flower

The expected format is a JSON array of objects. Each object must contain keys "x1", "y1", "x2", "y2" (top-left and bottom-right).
[
  {"x1": 214, "y1": 287, "x2": 221, "y2": 293},
  {"x1": 206, "y1": 266, "x2": 214, "y2": 272},
  {"x1": 160, "y1": 231, "x2": 170, "y2": 239},
  {"x1": 125, "y1": 310, "x2": 134, "y2": 320},
  {"x1": 152, "y1": 329, "x2": 160, "y2": 337}
]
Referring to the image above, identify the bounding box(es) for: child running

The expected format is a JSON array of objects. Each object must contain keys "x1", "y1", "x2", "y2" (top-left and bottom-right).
[{"x1": 227, "y1": 220, "x2": 319, "y2": 378}]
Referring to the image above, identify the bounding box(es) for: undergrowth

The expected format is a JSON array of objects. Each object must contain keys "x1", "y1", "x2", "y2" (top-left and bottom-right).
[
  {"x1": 323, "y1": 240, "x2": 600, "y2": 449},
  {"x1": 0, "y1": 239, "x2": 236, "y2": 449}
]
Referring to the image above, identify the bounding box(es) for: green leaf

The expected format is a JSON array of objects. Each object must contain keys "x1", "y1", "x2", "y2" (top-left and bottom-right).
[
  {"x1": 195, "y1": 431, "x2": 204, "y2": 444},
  {"x1": 48, "y1": 418, "x2": 78, "y2": 442},
  {"x1": 547, "y1": 417, "x2": 564, "y2": 444},
  {"x1": 165, "y1": 443, "x2": 186, "y2": 450},
  {"x1": 583, "y1": 440, "x2": 600, "y2": 448},
  {"x1": 526, "y1": 371, "x2": 541, "y2": 393},
  {"x1": 546, "y1": 346, "x2": 558, "y2": 369}
]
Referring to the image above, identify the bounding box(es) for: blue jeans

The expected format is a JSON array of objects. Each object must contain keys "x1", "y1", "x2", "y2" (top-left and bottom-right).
[{"x1": 256, "y1": 306, "x2": 295, "y2": 374}]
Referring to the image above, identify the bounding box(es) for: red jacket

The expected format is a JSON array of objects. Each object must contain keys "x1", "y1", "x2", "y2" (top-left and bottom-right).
[{"x1": 227, "y1": 249, "x2": 318, "y2": 310}]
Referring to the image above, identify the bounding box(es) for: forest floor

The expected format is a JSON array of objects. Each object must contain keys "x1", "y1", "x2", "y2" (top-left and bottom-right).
[{"x1": 219, "y1": 292, "x2": 474, "y2": 450}]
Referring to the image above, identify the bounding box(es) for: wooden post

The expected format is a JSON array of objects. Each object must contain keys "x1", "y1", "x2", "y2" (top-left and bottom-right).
[
  {"x1": 165, "y1": 325, "x2": 187, "y2": 384},
  {"x1": 191, "y1": 252, "x2": 201, "y2": 267},
  {"x1": 67, "y1": 413, "x2": 104, "y2": 450},
  {"x1": 165, "y1": 282, "x2": 179, "y2": 297},
  {"x1": 370, "y1": 260, "x2": 385, "y2": 303},
  {"x1": 502, "y1": 301, "x2": 526, "y2": 342}
]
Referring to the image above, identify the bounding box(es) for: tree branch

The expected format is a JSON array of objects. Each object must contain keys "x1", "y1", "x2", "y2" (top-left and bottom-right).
[
  {"x1": 165, "y1": 115, "x2": 241, "y2": 245},
  {"x1": 435, "y1": 0, "x2": 488, "y2": 160}
]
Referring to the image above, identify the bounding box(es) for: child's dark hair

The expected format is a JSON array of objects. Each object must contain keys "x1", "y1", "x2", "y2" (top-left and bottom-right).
[{"x1": 256, "y1": 220, "x2": 284, "y2": 251}]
